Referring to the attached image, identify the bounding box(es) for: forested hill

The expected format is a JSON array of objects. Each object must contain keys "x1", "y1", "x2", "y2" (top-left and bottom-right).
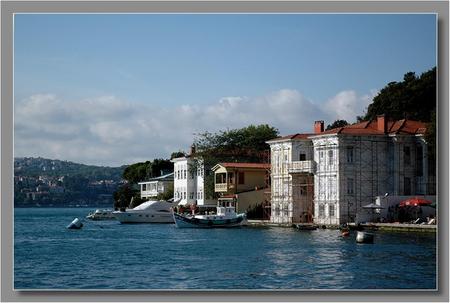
[
  {"x1": 14, "y1": 157, "x2": 127, "y2": 207},
  {"x1": 14, "y1": 157, "x2": 125, "y2": 180}
]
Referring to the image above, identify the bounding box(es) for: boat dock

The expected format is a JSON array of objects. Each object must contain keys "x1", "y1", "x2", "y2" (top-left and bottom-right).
[
  {"x1": 359, "y1": 222, "x2": 437, "y2": 233},
  {"x1": 247, "y1": 220, "x2": 436, "y2": 232}
]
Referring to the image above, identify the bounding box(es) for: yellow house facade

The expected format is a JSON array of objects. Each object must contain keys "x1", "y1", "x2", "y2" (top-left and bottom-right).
[{"x1": 211, "y1": 162, "x2": 270, "y2": 213}]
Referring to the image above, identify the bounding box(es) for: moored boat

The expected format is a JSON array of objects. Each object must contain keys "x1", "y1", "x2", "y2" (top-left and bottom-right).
[
  {"x1": 113, "y1": 200, "x2": 176, "y2": 223},
  {"x1": 294, "y1": 224, "x2": 318, "y2": 231},
  {"x1": 86, "y1": 209, "x2": 115, "y2": 220},
  {"x1": 173, "y1": 201, "x2": 247, "y2": 228}
]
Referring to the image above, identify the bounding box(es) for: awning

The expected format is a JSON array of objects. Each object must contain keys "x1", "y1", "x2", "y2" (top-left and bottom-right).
[{"x1": 399, "y1": 197, "x2": 432, "y2": 207}]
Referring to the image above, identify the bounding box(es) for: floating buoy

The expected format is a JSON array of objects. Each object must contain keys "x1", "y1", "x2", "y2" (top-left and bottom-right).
[
  {"x1": 67, "y1": 217, "x2": 83, "y2": 229},
  {"x1": 356, "y1": 231, "x2": 374, "y2": 244}
]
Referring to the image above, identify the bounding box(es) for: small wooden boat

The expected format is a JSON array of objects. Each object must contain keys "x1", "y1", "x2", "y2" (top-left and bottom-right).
[
  {"x1": 294, "y1": 224, "x2": 318, "y2": 231},
  {"x1": 341, "y1": 228, "x2": 350, "y2": 237}
]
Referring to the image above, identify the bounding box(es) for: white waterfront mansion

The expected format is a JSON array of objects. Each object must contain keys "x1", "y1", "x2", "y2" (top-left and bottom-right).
[
  {"x1": 171, "y1": 146, "x2": 215, "y2": 206},
  {"x1": 266, "y1": 133, "x2": 315, "y2": 224},
  {"x1": 268, "y1": 115, "x2": 435, "y2": 225}
]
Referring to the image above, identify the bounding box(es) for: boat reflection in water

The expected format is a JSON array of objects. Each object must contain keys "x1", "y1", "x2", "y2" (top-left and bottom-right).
[{"x1": 173, "y1": 200, "x2": 247, "y2": 228}]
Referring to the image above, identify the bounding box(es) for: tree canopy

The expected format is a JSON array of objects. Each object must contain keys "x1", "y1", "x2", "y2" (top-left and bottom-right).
[
  {"x1": 363, "y1": 67, "x2": 436, "y2": 122},
  {"x1": 114, "y1": 158, "x2": 173, "y2": 208},
  {"x1": 194, "y1": 124, "x2": 279, "y2": 161},
  {"x1": 326, "y1": 119, "x2": 349, "y2": 131},
  {"x1": 192, "y1": 124, "x2": 278, "y2": 199},
  {"x1": 122, "y1": 159, "x2": 172, "y2": 184}
]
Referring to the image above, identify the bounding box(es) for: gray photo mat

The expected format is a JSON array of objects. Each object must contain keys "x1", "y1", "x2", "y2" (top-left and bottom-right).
[{"x1": 1, "y1": 1, "x2": 448, "y2": 302}]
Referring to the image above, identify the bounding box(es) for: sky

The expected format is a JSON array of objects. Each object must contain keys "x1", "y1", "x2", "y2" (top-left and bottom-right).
[{"x1": 14, "y1": 14, "x2": 436, "y2": 167}]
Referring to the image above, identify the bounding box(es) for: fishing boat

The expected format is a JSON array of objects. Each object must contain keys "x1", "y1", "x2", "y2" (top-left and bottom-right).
[{"x1": 172, "y1": 201, "x2": 247, "y2": 228}]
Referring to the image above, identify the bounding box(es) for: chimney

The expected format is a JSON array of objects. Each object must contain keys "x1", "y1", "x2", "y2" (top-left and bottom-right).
[
  {"x1": 190, "y1": 144, "x2": 196, "y2": 156},
  {"x1": 314, "y1": 121, "x2": 324, "y2": 134},
  {"x1": 377, "y1": 114, "x2": 387, "y2": 133}
]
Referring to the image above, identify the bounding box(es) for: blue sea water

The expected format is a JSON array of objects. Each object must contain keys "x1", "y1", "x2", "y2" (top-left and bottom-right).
[{"x1": 14, "y1": 207, "x2": 436, "y2": 290}]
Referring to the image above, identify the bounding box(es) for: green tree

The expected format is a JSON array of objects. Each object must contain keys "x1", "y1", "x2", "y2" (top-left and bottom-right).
[
  {"x1": 192, "y1": 124, "x2": 278, "y2": 199},
  {"x1": 156, "y1": 185, "x2": 174, "y2": 201},
  {"x1": 364, "y1": 67, "x2": 436, "y2": 122},
  {"x1": 326, "y1": 119, "x2": 349, "y2": 130},
  {"x1": 113, "y1": 183, "x2": 137, "y2": 209},
  {"x1": 170, "y1": 151, "x2": 186, "y2": 159}
]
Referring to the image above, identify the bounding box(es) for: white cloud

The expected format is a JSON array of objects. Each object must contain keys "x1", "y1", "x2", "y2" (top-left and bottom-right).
[
  {"x1": 324, "y1": 89, "x2": 377, "y2": 122},
  {"x1": 14, "y1": 89, "x2": 374, "y2": 166}
]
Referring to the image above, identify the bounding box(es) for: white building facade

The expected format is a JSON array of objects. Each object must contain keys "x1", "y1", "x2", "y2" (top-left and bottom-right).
[
  {"x1": 310, "y1": 116, "x2": 434, "y2": 225},
  {"x1": 267, "y1": 116, "x2": 434, "y2": 225},
  {"x1": 172, "y1": 156, "x2": 213, "y2": 206},
  {"x1": 267, "y1": 134, "x2": 315, "y2": 224},
  {"x1": 138, "y1": 173, "x2": 174, "y2": 199}
]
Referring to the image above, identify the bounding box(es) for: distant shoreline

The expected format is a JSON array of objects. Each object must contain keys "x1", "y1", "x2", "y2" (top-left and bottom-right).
[{"x1": 14, "y1": 205, "x2": 113, "y2": 209}]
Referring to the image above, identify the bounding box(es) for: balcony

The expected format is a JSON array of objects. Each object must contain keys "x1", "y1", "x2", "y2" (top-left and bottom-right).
[
  {"x1": 215, "y1": 183, "x2": 235, "y2": 192},
  {"x1": 288, "y1": 160, "x2": 317, "y2": 175}
]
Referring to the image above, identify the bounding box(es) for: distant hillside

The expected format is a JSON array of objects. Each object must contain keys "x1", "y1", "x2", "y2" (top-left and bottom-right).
[
  {"x1": 14, "y1": 157, "x2": 127, "y2": 207},
  {"x1": 14, "y1": 157, "x2": 125, "y2": 181}
]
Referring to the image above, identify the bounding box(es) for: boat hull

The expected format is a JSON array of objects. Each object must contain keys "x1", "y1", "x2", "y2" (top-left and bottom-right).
[
  {"x1": 173, "y1": 212, "x2": 246, "y2": 228},
  {"x1": 113, "y1": 211, "x2": 174, "y2": 223}
]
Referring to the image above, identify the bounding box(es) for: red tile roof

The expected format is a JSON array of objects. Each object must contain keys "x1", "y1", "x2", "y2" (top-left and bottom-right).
[
  {"x1": 218, "y1": 162, "x2": 271, "y2": 169},
  {"x1": 310, "y1": 118, "x2": 427, "y2": 137}
]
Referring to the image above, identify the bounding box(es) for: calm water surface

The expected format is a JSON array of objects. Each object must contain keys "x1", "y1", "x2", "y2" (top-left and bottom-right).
[{"x1": 14, "y1": 208, "x2": 436, "y2": 289}]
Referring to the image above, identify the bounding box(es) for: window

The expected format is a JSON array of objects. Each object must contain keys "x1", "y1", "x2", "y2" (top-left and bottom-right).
[
  {"x1": 404, "y1": 146, "x2": 411, "y2": 166},
  {"x1": 238, "y1": 172, "x2": 245, "y2": 184},
  {"x1": 320, "y1": 151, "x2": 324, "y2": 159},
  {"x1": 228, "y1": 172, "x2": 235, "y2": 184},
  {"x1": 142, "y1": 184, "x2": 146, "y2": 191},
  {"x1": 404, "y1": 177, "x2": 411, "y2": 195},
  {"x1": 189, "y1": 192, "x2": 194, "y2": 199},
  {"x1": 329, "y1": 204, "x2": 335, "y2": 217},
  {"x1": 183, "y1": 169, "x2": 187, "y2": 179},
  {"x1": 328, "y1": 150, "x2": 334, "y2": 165},
  {"x1": 300, "y1": 186, "x2": 307, "y2": 196},
  {"x1": 416, "y1": 146, "x2": 423, "y2": 177},
  {"x1": 299, "y1": 153, "x2": 306, "y2": 161},
  {"x1": 319, "y1": 204, "x2": 325, "y2": 218},
  {"x1": 346, "y1": 146, "x2": 354, "y2": 163},
  {"x1": 347, "y1": 178, "x2": 354, "y2": 195}
]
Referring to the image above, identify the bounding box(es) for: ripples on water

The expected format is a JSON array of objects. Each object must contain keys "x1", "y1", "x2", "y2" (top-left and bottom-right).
[{"x1": 14, "y1": 208, "x2": 436, "y2": 290}]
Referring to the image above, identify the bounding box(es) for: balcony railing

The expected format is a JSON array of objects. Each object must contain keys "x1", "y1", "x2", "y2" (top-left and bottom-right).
[
  {"x1": 215, "y1": 183, "x2": 236, "y2": 192},
  {"x1": 288, "y1": 160, "x2": 317, "y2": 174}
]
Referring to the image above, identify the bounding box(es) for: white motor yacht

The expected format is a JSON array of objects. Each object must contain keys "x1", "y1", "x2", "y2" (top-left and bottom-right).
[
  {"x1": 113, "y1": 200, "x2": 175, "y2": 223},
  {"x1": 86, "y1": 209, "x2": 115, "y2": 220}
]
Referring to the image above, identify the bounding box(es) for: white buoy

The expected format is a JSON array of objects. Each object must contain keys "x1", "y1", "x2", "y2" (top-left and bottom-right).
[
  {"x1": 67, "y1": 217, "x2": 83, "y2": 229},
  {"x1": 356, "y1": 231, "x2": 374, "y2": 244}
]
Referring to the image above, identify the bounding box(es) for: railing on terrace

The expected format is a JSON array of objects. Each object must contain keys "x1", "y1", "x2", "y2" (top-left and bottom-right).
[
  {"x1": 288, "y1": 160, "x2": 317, "y2": 174},
  {"x1": 215, "y1": 183, "x2": 236, "y2": 192}
]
